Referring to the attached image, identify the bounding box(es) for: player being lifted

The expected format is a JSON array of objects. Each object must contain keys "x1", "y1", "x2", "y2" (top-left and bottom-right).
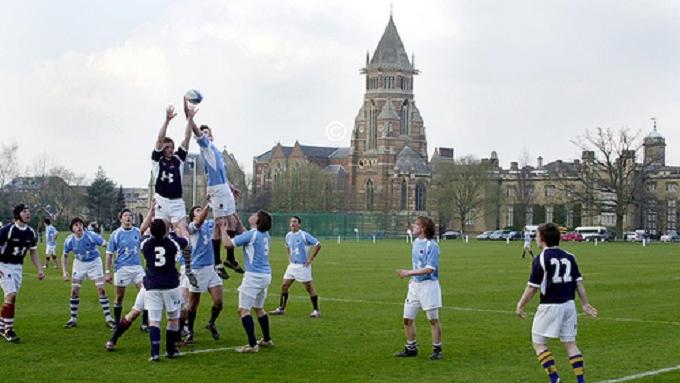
[
  {"x1": 224, "y1": 210, "x2": 273, "y2": 353},
  {"x1": 185, "y1": 99, "x2": 245, "y2": 279},
  {"x1": 62, "y1": 217, "x2": 116, "y2": 329},
  {"x1": 43, "y1": 217, "x2": 59, "y2": 269},
  {"x1": 395, "y1": 216, "x2": 443, "y2": 360},
  {"x1": 0, "y1": 204, "x2": 46, "y2": 343},
  {"x1": 182, "y1": 202, "x2": 225, "y2": 344},
  {"x1": 516, "y1": 223, "x2": 598, "y2": 383},
  {"x1": 269, "y1": 216, "x2": 322, "y2": 317},
  {"x1": 105, "y1": 208, "x2": 148, "y2": 330},
  {"x1": 152, "y1": 105, "x2": 192, "y2": 239}
]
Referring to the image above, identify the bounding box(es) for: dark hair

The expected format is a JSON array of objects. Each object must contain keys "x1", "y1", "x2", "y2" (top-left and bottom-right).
[
  {"x1": 189, "y1": 206, "x2": 201, "y2": 221},
  {"x1": 162, "y1": 137, "x2": 175, "y2": 146},
  {"x1": 44, "y1": 217, "x2": 51, "y2": 225},
  {"x1": 13, "y1": 204, "x2": 28, "y2": 220},
  {"x1": 257, "y1": 210, "x2": 272, "y2": 232},
  {"x1": 291, "y1": 215, "x2": 302, "y2": 224},
  {"x1": 69, "y1": 217, "x2": 84, "y2": 231},
  {"x1": 119, "y1": 208, "x2": 132, "y2": 219},
  {"x1": 416, "y1": 216, "x2": 435, "y2": 239},
  {"x1": 538, "y1": 223, "x2": 560, "y2": 247},
  {"x1": 199, "y1": 125, "x2": 210, "y2": 132},
  {"x1": 150, "y1": 219, "x2": 167, "y2": 239}
]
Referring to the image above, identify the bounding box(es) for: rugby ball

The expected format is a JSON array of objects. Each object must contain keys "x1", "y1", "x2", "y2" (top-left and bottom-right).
[{"x1": 184, "y1": 89, "x2": 203, "y2": 104}]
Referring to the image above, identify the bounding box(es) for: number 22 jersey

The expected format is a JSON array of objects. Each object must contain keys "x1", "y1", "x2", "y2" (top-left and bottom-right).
[{"x1": 528, "y1": 247, "x2": 582, "y2": 304}]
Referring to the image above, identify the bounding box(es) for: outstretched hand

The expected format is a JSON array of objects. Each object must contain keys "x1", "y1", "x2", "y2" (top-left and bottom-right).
[{"x1": 166, "y1": 105, "x2": 177, "y2": 121}]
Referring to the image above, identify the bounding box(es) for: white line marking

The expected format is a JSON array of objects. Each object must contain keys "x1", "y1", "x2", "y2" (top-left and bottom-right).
[
  {"x1": 182, "y1": 346, "x2": 237, "y2": 355},
  {"x1": 594, "y1": 364, "x2": 680, "y2": 383}
]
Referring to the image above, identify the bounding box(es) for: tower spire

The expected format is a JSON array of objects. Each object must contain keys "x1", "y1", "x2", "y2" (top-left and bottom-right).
[{"x1": 651, "y1": 117, "x2": 657, "y2": 131}]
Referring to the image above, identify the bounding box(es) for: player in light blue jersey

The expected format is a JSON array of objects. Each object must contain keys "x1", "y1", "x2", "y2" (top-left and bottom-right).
[
  {"x1": 61, "y1": 217, "x2": 115, "y2": 329},
  {"x1": 43, "y1": 217, "x2": 59, "y2": 269},
  {"x1": 269, "y1": 216, "x2": 322, "y2": 317},
  {"x1": 182, "y1": 202, "x2": 224, "y2": 344},
  {"x1": 185, "y1": 101, "x2": 245, "y2": 281},
  {"x1": 224, "y1": 210, "x2": 273, "y2": 353},
  {"x1": 395, "y1": 216, "x2": 443, "y2": 360},
  {"x1": 105, "y1": 208, "x2": 148, "y2": 330}
]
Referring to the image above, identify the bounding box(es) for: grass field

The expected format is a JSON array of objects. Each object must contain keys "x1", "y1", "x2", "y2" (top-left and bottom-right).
[{"x1": 2, "y1": 237, "x2": 680, "y2": 382}]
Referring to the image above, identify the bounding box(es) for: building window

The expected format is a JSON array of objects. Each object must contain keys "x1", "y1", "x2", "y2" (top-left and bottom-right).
[
  {"x1": 668, "y1": 200, "x2": 677, "y2": 230},
  {"x1": 647, "y1": 201, "x2": 657, "y2": 234},
  {"x1": 506, "y1": 186, "x2": 516, "y2": 197},
  {"x1": 507, "y1": 206, "x2": 514, "y2": 227},
  {"x1": 566, "y1": 186, "x2": 574, "y2": 198},
  {"x1": 525, "y1": 206, "x2": 534, "y2": 225},
  {"x1": 466, "y1": 209, "x2": 476, "y2": 225},
  {"x1": 647, "y1": 183, "x2": 656, "y2": 192},
  {"x1": 415, "y1": 181, "x2": 426, "y2": 211},
  {"x1": 545, "y1": 185, "x2": 556, "y2": 198},
  {"x1": 400, "y1": 100, "x2": 409, "y2": 135},
  {"x1": 400, "y1": 178, "x2": 407, "y2": 210},
  {"x1": 566, "y1": 207, "x2": 573, "y2": 227},
  {"x1": 667, "y1": 183, "x2": 678, "y2": 193},
  {"x1": 366, "y1": 179, "x2": 374, "y2": 210},
  {"x1": 546, "y1": 206, "x2": 554, "y2": 223},
  {"x1": 367, "y1": 100, "x2": 377, "y2": 150},
  {"x1": 600, "y1": 212, "x2": 615, "y2": 226}
]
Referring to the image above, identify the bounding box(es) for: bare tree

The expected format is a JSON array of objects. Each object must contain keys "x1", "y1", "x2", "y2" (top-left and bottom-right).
[
  {"x1": 268, "y1": 162, "x2": 337, "y2": 212},
  {"x1": 0, "y1": 142, "x2": 19, "y2": 188}
]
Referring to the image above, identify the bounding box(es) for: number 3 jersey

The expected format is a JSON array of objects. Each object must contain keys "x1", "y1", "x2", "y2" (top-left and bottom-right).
[
  {"x1": 528, "y1": 247, "x2": 582, "y2": 304},
  {"x1": 0, "y1": 223, "x2": 38, "y2": 264},
  {"x1": 141, "y1": 235, "x2": 188, "y2": 290}
]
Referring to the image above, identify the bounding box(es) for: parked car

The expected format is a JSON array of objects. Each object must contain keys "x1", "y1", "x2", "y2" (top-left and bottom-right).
[
  {"x1": 561, "y1": 231, "x2": 584, "y2": 242},
  {"x1": 623, "y1": 231, "x2": 637, "y2": 241},
  {"x1": 507, "y1": 231, "x2": 522, "y2": 240},
  {"x1": 575, "y1": 226, "x2": 610, "y2": 242},
  {"x1": 660, "y1": 230, "x2": 680, "y2": 243},
  {"x1": 476, "y1": 231, "x2": 493, "y2": 240},
  {"x1": 489, "y1": 230, "x2": 512, "y2": 240},
  {"x1": 442, "y1": 230, "x2": 461, "y2": 239}
]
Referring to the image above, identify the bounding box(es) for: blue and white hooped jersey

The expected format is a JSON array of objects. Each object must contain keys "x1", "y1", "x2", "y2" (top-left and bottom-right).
[
  {"x1": 107, "y1": 227, "x2": 142, "y2": 271},
  {"x1": 64, "y1": 230, "x2": 105, "y2": 262},
  {"x1": 196, "y1": 134, "x2": 229, "y2": 187},
  {"x1": 285, "y1": 230, "x2": 319, "y2": 264},
  {"x1": 188, "y1": 219, "x2": 215, "y2": 268},
  {"x1": 528, "y1": 247, "x2": 582, "y2": 304},
  {"x1": 411, "y1": 238, "x2": 440, "y2": 282},
  {"x1": 45, "y1": 225, "x2": 58, "y2": 247},
  {"x1": 233, "y1": 229, "x2": 271, "y2": 274}
]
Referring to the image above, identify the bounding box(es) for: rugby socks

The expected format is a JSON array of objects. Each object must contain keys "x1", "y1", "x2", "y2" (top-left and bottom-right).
[
  {"x1": 113, "y1": 303, "x2": 123, "y2": 324},
  {"x1": 537, "y1": 350, "x2": 560, "y2": 383},
  {"x1": 226, "y1": 230, "x2": 237, "y2": 265},
  {"x1": 432, "y1": 342, "x2": 442, "y2": 353},
  {"x1": 310, "y1": 295, "x2": 319, "y2": 311},
  {"x1": 165, "y1": 325, "x2": 180, "y2": 356},
  {"x1": 111, "y1": 318, "x2": 132, "y2": 343},
  {"x1": 187, "y1": 310, "x2": 197, "y2": 333},
  {"x1": 142, "y1": 310, "x2": 149, "y2": 327},
  {"x1": 99, "y1": 296, "x2": 113, "y2": 322},
  {"x1": 406, "y1": 340, "x2": 417, "y2": 351},
  {"x1": 212, "y1": 239, "x2": 222, "y2": 264},
  {"x1": 1, "y1": 303, "x2": 15, "y2": 332},
  {"x1": 279, "y1": 292, "x2": 289, "y2": 310},
  {"x1": 209, "y1": 304, "x2": 222, "y2": 324},
  {"x1": 149, "y1": 326, "x2": 161, "y2": 358},
  {"x1": 257, "y1": 314, "x2": 271, "y2": 342},
  {"x1": 241, "y1": 315, "x2": 257, "y2": 347},
  {"x1": 569, "y1": 354, "x2": 585, "y2": 383},
  {"x1": 69, "y1": 297, "x2": 80, "y2": 321}
]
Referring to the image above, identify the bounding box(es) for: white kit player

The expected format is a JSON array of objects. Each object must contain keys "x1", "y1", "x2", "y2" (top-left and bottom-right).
[
  {"x1": 522, "y1": 229, "x2": 535, "y2": 259},
  {"x1": 43, "y1": 217, "x2": 59, "y2": 269}
]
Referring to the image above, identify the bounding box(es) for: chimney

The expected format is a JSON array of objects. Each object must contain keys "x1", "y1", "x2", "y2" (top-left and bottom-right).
[
  {"x1": 510, "y1": 161, "x2": 519, "y2": 171},
  {"x1": 537, "y1": 156, "x2": 544, "y2": 169}
]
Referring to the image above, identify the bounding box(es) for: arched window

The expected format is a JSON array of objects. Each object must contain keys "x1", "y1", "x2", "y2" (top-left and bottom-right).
[
  {"x1": 367, "y1": 100, "x2": 377, "y2": 150},
  {"x1": 415, "y1": 181, "x2": 426, "y2": 211},
  {"x1": 400, "y1": 178, "x2": 408, "y2": 210},
  {"x1": 400, "y1": 99, "x2": 409, "y2": 135},
  {"x1": 366, "y1": 179, "x2": 374, "y2": 210}
]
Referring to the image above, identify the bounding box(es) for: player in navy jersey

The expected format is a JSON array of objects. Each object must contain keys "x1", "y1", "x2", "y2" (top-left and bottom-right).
[
  {"x1": 43, "y1": 217, "x2": 59, "y2": 269},
  {"x1": 395, "y1": 216, "x2": 443, "y2": 360},
  {"x1": 185, "y1": 100, "x2": 245, "y2": 280},
  {"x1": 516, "y1": 223, "x2": 598, "y2": 383},
  {"x1": 223, "y1": 210, "x2": 273, "y2": 353},
  {"x1": 182, "y1": 203, "x2": 224, "y2": 344},
  {"x1": 152, "y1": 105, "x2": 193, "y2": 239},
  {"x1": 105, "y1": 208, "x2": 148, "y2": 330},
  {"x1": 0, "y1": 204, "x2": 46, "y2": 342},
  {"x1": 269, "y1": 216, "x2": 322, "y2": 317},
  {"x1": 62, "y1": 217, "x2": 115, "y2": 329}
]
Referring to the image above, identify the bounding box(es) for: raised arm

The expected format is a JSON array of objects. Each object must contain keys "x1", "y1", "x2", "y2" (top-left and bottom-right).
[
  {"x1": 576, "y1": 281, "x2": 598, "y2": 318},
  {"x1": 155, "y1": 105, "x2": 177, "y2": 150},
  {"x1": 140, "y1": 199, "x2": 156, "y2": 234},
  {"x1": 185, "y1": 98, "x2": 202, "y2": 137},
  {"x1": 195, "y1": 203, "x2": 211, "y2": 227}
]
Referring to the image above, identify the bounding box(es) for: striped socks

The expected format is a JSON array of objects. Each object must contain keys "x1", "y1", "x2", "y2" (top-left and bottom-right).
[
  {"x1": 570, "y1": 354, "x2": 585, "y2": 383},
  {"x1": 1, "y1": 303, "x2": 15, "y2": 332},
  {"x1": 69, "y1": 297, "x2": 80, "y2": 321},
  {"x1": 99, "y1": 297, "x2": 112, "y2": 322},
  {"x1": 537, "y1": 349, "x2": 560, "y2": 383}
]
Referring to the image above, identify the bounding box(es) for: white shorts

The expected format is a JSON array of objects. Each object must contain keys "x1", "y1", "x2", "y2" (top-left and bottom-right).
[
  {"x1": 523, "y1": 241, "x2": 532, "y2": 249},
  {"x1": 532, "y1": 300, "x2": 578, "y2": 343},
  {"x1": 188, "y1": 265, "x2": 223, "y2": 293},
  {"x1": 403, "y1": 280, "x2": 442, "y2": 319},
  {"x1": 145, "y1": 287, "x2": 182, "y2": 322},
  {"x1": 114, "y1": 265, "x2": 145, "y2": 287},
  {"x1": 283, "y1": 263, "x2": 313, "y2": 283},
  {"x1": 132, "y1": 287, "x2": 146, "y2": 312},
  {"x1": 238, "y1": 272, "x2": 271, "y2": 310},
  {"x1": 179, "y1": 265, "x2": 189, "y2": 290},
  {"x1": 46, "y1": 245, "x2": 57, "y2": 255},
  {"x1": 154, "y1": 193, "x2": 187, "y2": 224},
  {"x1": 72, "y1": 258, "x2": 104, "y2": 284},
  {"x1": 0, "y1": 263, "x2": 23, "y2": 296},
  {"x1": 207, "y1": 183, "x2": 236, "y2": 217}
]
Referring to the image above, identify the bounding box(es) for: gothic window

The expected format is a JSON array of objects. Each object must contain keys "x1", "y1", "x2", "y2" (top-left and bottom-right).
[
  {"x1": 366, "y1": 179, "x2": 374, "y2": 210},
  {"x1": 400, "y1": 178, "x2": 407, "y2": 210},
  {"x1": 507, "y1": 206, "x2": 514, "y2": 227},
  {"x1": 546, "y1": 206, "x2": 554, "y2": 223},
  {"x1": 525, "y1": 206, "x2": 534, "y2": 225},
  {"x1": 566, "y1": 207, "x2": 574, "y2": 227},
  {"x1": 668, "y1": 200, "x2": 677, "y2": 230},
  {"x1": 545, "y1": 185, "x2": 556, "y2": 198},
  {"x1": 400, "y1": 99, "x2": 409, "y2": 135},
  {"x1": 367, "y1": 100, "x2": 377, "y2": 150},
  {"x1": 415, "y1": 181, "x2": 426, "y2": 211},
  {"x1": 647, "y1": 200, "x2": 657, "y2": 234}
]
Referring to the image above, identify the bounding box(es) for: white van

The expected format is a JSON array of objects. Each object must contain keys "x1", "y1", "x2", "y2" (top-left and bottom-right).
[{"x1": 574, "y1": 226, "x2": 609, "y2": 242}]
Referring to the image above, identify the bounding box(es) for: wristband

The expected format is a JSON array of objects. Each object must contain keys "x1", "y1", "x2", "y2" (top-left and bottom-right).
[{"x1": 105, "y1": 270, "x2": 111, "y2": 274}]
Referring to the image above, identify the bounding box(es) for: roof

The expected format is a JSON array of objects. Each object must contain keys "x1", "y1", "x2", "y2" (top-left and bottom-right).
[
  {"x1": 329, "y1": 147, "x2": 352, "y2": 159},
  {"x1": 325, "y1": 164, "x2": 348, "y2": 176},
  {"x1": 394, "y1": 146, "x2": 430, "y2": 175},
  {"x1": 367, "y1": 16, "x2": 413, "y2": 71},
  {"x1": 377, "y1": 100, "x2": 399, "y2": 120},
  {"x1": 255, "y1": 144, "x2": 350, "y2": 162}
]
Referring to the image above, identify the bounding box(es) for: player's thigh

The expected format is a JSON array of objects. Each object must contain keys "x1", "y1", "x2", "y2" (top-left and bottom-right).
[
  {"x1": 403, "y1": 284, "x2": 422, "y2": 319},
  {"x1": 415, "y1": 281, "x2": 442, "y2": 311},
  {"x1": 532, "y1": 304, "x2": 563, "y2": 340},
  {"x1": 559, "y1": 301, "x2": 578, "y2": 342},
  {"x1": 161, "y1": 287, "x2": 183, "y2": 314},
  {"x1": 87, "y1": 260, "x2": 105, "y2": 286},
  {"x1": 132, "y1": 288, "x2": 146, "y2": 312},
  {"x1": 0, "y1": 264, "x2": 21, "y2": 296}
]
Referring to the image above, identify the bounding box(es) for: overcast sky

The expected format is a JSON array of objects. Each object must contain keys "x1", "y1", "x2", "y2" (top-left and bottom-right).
[{"x1": 1, "y1": 0, "x2": 679, "y2": 187}]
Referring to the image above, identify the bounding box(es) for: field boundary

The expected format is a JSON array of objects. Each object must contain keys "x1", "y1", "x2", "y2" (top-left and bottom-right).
[{"x1": 593, "y1": 364, "x2": 680, "y2": 383}]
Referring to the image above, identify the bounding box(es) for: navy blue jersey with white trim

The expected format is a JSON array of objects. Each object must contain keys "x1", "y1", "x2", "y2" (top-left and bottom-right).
[
  {"x1": 0, "y1": 223, "x2": 38, "y2": 265},
  {"x1": 141, "y1": 234, "x2": 187, "y2": 290},
  {"x1": 528, "y1": 247, "x2": 582, "y2": 304},
  {"x1": 151, "y1": 146, "x2": 187, "y2": 199}
]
